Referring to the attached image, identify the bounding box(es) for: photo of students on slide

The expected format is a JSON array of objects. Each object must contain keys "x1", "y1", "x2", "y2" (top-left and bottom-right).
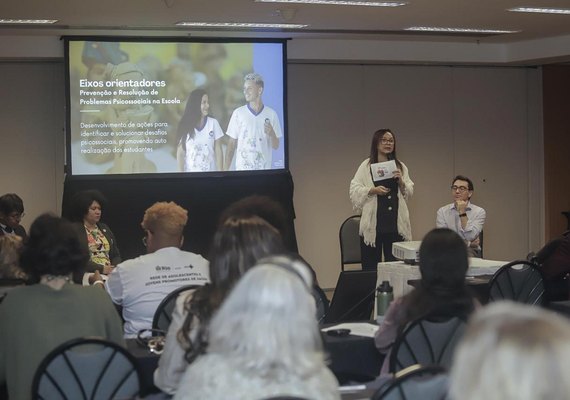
[
  {"x1": 176, "y1": 88, "x2": 224, "y2": 172},
  {"x1": 225, "y1": 73, "x2": 283, "y2": 171}
]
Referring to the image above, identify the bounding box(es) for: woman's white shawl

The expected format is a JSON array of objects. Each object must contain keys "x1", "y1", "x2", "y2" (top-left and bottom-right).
[{"x1": 349, "y1": 158, "x2": 414, "y2": 246}]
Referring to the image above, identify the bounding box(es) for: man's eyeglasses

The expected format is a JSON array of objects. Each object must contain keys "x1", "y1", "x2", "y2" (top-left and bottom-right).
[
  {"x1": 380, "y1": 139, "x2": 394, "y2": 144},
  {"x1": 8, "y1": 212, "x2": 24, "y2": 220},
  {"x1": 451, "y1": 185, "x2": 469, "y2": 193}
]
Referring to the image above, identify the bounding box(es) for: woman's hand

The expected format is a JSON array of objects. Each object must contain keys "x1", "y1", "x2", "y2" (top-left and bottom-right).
[
  {"x1": 89, "y1": 270, "x2": 104, "y2": 287},
  {"x1": 103, "y1": 264, "x2": 114, "y2": 275},
  {"x1": 369, "y1": 186, "x2": 391, "y2": 196},
  {"x1": 393, "y1": 169, "x2": 406, "y2": 191}
]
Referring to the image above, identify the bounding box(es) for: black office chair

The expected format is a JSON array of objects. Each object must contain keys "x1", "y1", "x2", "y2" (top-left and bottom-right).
[
  {"x1": 152, "y1": 284, "x2": 200, "y2": 333},
  {"x1": 373, "y1": 364, "x2": 448, "y2": 400},
  {"x1": 488, "y1": 260, "x2": 545, "y2": 305},
  {"x1": 389, "y1": 311, "x2": 467, "y2": 373},
  {"x1": 478, "y1": 230, "x2": 484, "y2": 258},
  {"x1": 340, "y1": 215, "x2": 362, "y2": 271},
  {"x1": 313, "y1": 285, "x2": 330, "y2": 324},
  {"x1": 32, "y1": 337, "x2": 141, "y2": 400}
]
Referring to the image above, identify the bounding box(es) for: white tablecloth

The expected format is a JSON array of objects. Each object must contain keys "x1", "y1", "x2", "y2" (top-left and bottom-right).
[{"x1": 376, "y1": 258, "x2": 507, "y2": 299}]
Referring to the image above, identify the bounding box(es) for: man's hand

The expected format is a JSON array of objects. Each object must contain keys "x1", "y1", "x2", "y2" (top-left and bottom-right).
[
  {"x1": 455, "y1": 200, "x2": 468, "y2": 214},
  {"x1": 103, "y1": 264, "x2": 114, "y2": 275},
  {"x1": 264, "y1": 119, "x2": 279, "y2": 149}
]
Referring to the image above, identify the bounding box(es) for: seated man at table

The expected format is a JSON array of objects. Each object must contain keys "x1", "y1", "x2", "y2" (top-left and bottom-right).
[
  {"x1": 98, "y1": 201, "x2": 209, "y2": 338},
  {"x1": 436, "y1": 175, "x2": 486, "y2": 257}
]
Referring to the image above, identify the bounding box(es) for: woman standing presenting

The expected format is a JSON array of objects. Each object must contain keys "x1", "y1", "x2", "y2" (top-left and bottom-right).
[
  {"x1": 350, "y1": 129, "x2": 413, "y2": 269},
  {"x1": 176, "y1": 88, "x2": 224, "y2": 172}
]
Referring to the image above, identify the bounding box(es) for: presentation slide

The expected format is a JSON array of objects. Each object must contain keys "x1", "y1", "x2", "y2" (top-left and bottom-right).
[{"x1": 66, "y1": 38, "x2": 287, "y2": 176}]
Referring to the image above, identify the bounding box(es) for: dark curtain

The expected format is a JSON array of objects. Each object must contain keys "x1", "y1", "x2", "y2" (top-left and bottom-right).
[{"x1": 61, "y1": 171, "x2": 297, "y2": 261}]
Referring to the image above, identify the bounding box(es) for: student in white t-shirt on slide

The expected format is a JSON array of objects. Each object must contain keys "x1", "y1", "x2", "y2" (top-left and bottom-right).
[{"x1": 225, "y1": 73, "x2": 282, "y2": 171}]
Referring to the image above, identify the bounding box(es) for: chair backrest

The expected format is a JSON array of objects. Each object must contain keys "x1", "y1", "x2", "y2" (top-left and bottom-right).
[
  {"x1": 373, "y1": 364, "x2": 448, "y2": 400},
  {"x1": 389, "y1": 312, "x2": 467, "y2": 373},
  {"x1": 488, "y1": 260, "x2": 545, "y2": 305},
  {"x1": 340, "y1": 215, "x2": 362, "y2": 271},
  {"x1": 152, "y1": 284, "x2": 200, "y2": 332},
  {"x1": 324, "y1": 270, "x2": 376, "y2": 323},
  {"x1": 313, "y1": 285, "x2": 330, "y2": 325},
  {"x1": 32, "y1": 337, "x2": 141, "y2": 400}
]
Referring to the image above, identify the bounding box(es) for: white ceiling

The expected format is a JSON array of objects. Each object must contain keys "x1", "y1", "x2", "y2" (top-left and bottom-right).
[{"x1": 2, "y1": 0, "x2": 570, "y2": 64}]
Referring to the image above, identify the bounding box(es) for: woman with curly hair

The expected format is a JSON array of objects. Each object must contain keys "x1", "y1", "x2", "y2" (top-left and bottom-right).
[{"x1": 0, "y1": 214, "x2": 123, "y2": 400}]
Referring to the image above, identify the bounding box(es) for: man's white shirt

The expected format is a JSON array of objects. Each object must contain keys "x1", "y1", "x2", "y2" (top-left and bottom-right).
[
  {"x1": 226, "y1": 104, "x2": 282, "y2": 170},
  {"x1": 436, "y1": 202, "x2": 486, "y2": 242},
  {"x1": 105, "y1": 247, "x2": 209, "y2": 337}
]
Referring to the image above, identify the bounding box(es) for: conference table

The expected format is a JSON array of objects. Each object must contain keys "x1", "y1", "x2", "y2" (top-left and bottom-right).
[
  {"x1": 376, "y1": 258, "x2": 507, "y2": 299},
  {"x1": 127, "y1": 324, "x2": 384, "y2": 397}
]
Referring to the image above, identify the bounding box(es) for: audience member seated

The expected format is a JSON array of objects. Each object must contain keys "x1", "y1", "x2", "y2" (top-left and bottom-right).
[
  {"x1": 218, "y1": 194, "x2": 294, "y2": 251},
  {"x1": 69, "y1": 189, "x2": 122, "y2": 281},
  {"x1": 436, "y1": 175, "x2": 485, "y2": 257},
  {"x1": 375, "y1": 228, "x2": 477, "y2": 373},
  {"x1": 174, "y1": 256, "x2": 340, "y2": 400},
  {"x1": 0, "y1": 235, "x2": 26, "y2": 281},
  {"x1": 0, "y1": 214, "x2": 124, "y2": 400},
  {"x1": 98, "y1": 201, "x2": 209, "y2": 338},
  {"x1": 154, "y1": 215, "x2": 284, "y2": 395},
  {"x1": 450, "y1": 301, "x2": 570, "y2": 400},
  {"x1": 533, "y1": 230, "x2": 570, "y2": 301},
  {"x1": 0, "y1": 193, "x2": 27, "y2": 241},
  {"x1": 219, "y1": 194, "x2": 321, "y2": 288}
]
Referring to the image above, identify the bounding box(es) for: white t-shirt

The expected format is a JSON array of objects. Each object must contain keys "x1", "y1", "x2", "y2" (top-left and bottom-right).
[
  {"x1": 105, "y1": 247, "x2": 209, "y2": 337},
  {"x1": 184, "y1": 116, "x2": 224, "y2": 172},
  {"x1": 226, "y1": 104, "x2": 282, "y2": 170}
]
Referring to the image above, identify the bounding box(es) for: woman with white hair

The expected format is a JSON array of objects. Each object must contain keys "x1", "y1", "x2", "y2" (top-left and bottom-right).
[
  {"x1": 174, "y1": 256, "x2": 340, "y2": 400},
  {"x1": 450, "y1": 301, "x2": 570, "y2": 400}
]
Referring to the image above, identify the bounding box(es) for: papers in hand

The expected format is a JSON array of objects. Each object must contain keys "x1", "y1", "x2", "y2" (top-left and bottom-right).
[
  {"x1": 322, "y1": 323, "x2": 379, "y2": 338},
  {"x1": 370, "y1": 160, "x2": 398, "y2": 182}
]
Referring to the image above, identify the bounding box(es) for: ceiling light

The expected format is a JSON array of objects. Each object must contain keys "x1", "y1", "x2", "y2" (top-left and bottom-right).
[
  {"x1": 0, "y1": 19, "x2": 58, "y2": 24},
  {"x1": 406, "y1": 26, "x2": 519, "y2": 34},
  {"x1": 256, "y1": 0, "x2": 407, "y2": 6},
  {"x1": 508, "y1": 7, "x2": 570, "y2": 15},
  {"x1": 176, "y1": 22, "x2": 308, "y2": 29}
]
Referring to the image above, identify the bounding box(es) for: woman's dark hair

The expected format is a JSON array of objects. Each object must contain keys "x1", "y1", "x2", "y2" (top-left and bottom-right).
[
  {"x1": 177, "y1": 88, "x2": 207, "y2": 151},
  {"x1": 217, "y1": 194, "x2": 291, "y2": 249},
  {"x1": 69, "y1": 189, "x2": 107, "y2": 223},
  {"x1": 401, "y1": 228, "x2": 473, "y2": 325},
  {"x1": 369, "y1": 128, "x2": 403, "y2": 170},
  {"x1": 179, "y1": 215, "x2": 285, "y2": 362},
  {"x1": 20, "y1": 213, "x2": 89, "y2": 281}
]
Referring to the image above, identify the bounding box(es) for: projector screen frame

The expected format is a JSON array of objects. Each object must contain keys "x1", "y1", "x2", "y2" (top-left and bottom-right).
[{"x1": 63, "y1": 35, "x2": 289, "y2": 180}]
